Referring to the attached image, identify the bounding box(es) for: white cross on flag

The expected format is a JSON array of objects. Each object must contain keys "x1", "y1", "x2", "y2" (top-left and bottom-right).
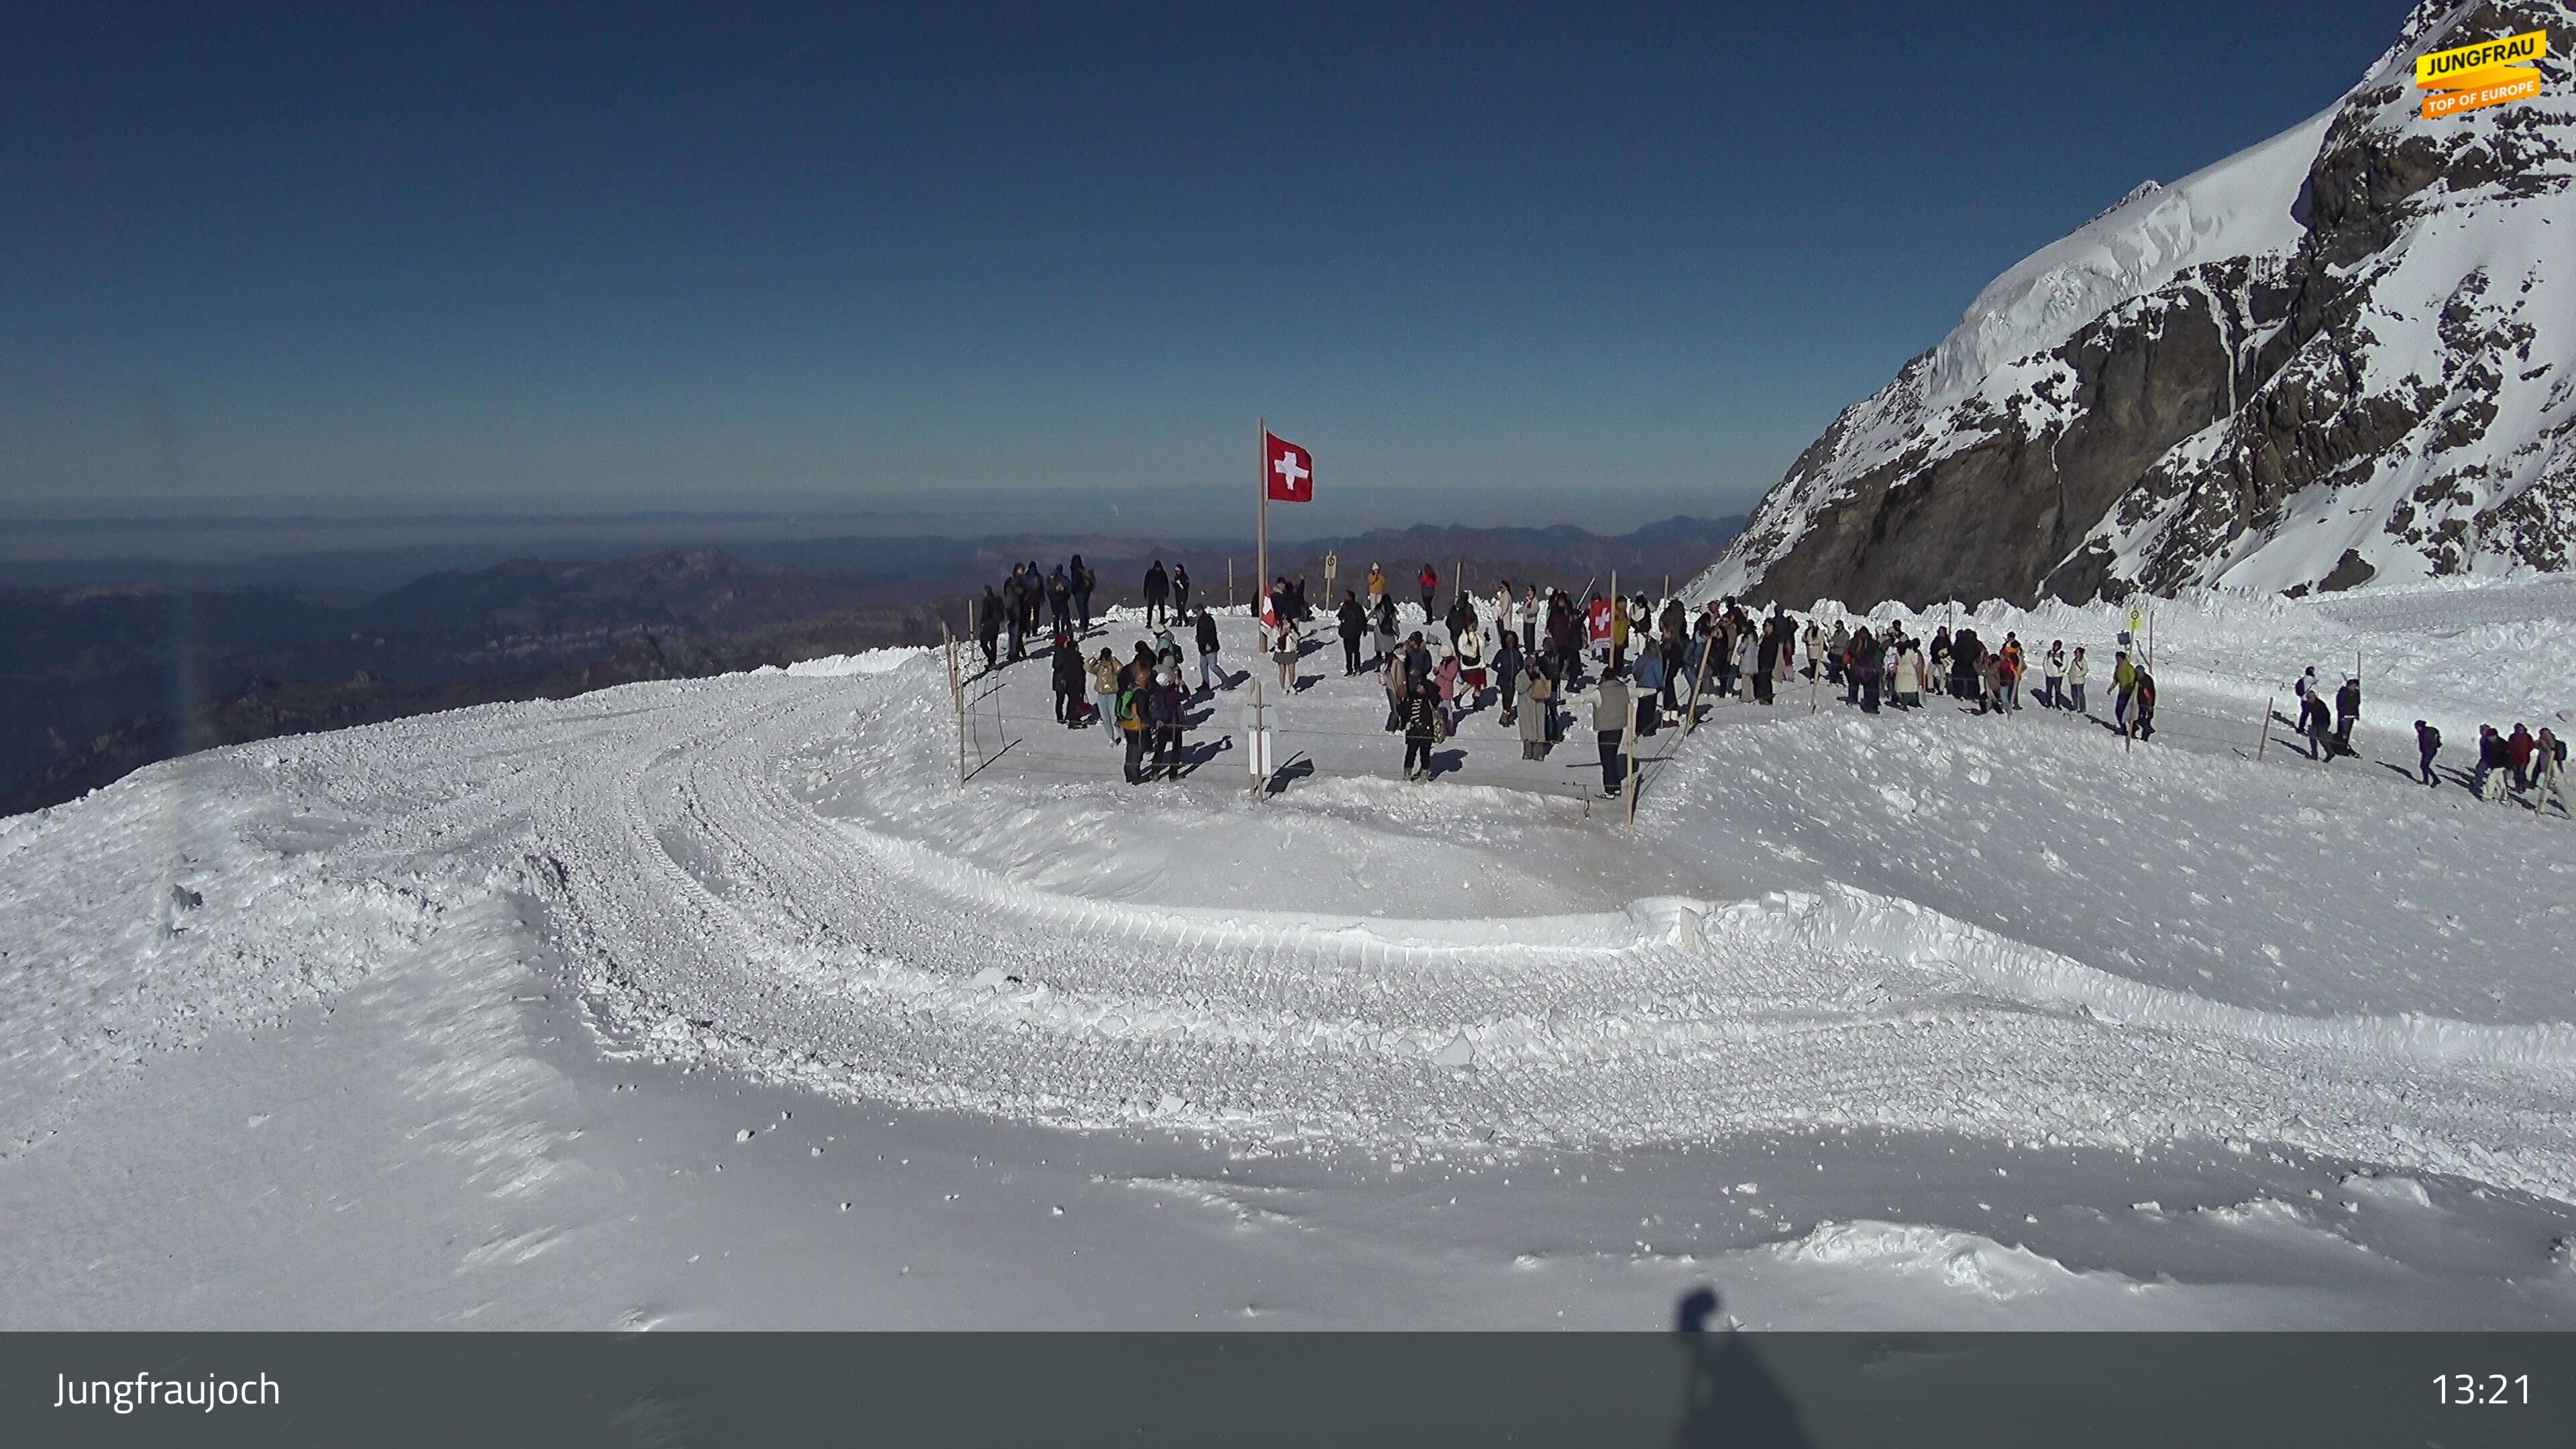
[{"x1": 1265, "y1": 433, "x2": 1313, "y2": 503}]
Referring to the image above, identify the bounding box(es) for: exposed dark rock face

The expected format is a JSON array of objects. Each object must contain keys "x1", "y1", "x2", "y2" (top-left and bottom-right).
[{"x1": 1709, "y1": 0, "x2": 2576, "y2": 607}]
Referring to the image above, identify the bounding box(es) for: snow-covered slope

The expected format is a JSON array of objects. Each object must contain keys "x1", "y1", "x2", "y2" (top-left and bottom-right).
[
  {"x1": 5, "y1": 592, "x2": 2573, "y2": 1328},
  {"x1": 1703, "y1": 0, "x2": 2576, "y2": 608}
]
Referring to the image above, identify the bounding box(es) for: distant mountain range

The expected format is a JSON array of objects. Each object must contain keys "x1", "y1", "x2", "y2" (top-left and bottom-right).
[{"x1": 2, "y1": 514, "x2": 1743, "y2": 814}]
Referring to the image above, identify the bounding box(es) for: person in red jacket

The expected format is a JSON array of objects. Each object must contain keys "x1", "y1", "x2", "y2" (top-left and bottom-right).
[
  {"x1": 2510, "y1": 723, "x2": 2538, "y2": 792},
  {"x1": 1417, "y1": 563, "x2": 1438, "y2": 616}
]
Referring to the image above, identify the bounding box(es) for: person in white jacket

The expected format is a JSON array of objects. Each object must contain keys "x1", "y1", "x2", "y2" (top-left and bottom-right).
[
  {"x1": 1455, "y1": 624, "x2": 1488, "y2": 709},
  {"x1": 1590, "y1": 670, "x2": 1633, "y2": 797},
  {"x1": 2536, "y1": 729, "x2": 2567, "y2": 818},
  {"x1": 2066, "y1": 647, "x2": 2090, "y2": 716},
  {"x1": 1894, "y1": 641, "x2": 1927, "y2": 707},
  {"x1": 2043, "y1": 640, "x2": 2067, "y2": 709}
]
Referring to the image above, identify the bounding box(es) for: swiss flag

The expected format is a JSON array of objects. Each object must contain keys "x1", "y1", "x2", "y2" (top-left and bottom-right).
[{"x1": 1265, "y1": 433, "x2": 1313, "y2": 503}]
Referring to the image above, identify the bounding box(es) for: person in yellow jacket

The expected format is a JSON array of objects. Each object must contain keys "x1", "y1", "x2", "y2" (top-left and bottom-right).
[
  {"x1": 2111, "y1": 650, "x2": 2139, "y2": 734},
  {"x1": 1364, "y1": 563, "x2": 1386, "y2": 608}
]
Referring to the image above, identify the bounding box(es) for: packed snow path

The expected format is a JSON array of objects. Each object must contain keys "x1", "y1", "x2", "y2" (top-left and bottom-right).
[
  {"x1": 5, "y1": 586, "x2": 2574, "y2": 1326},
  {"x1": 13, "y1": 598, "x2": 2571, "y2": 1199}
]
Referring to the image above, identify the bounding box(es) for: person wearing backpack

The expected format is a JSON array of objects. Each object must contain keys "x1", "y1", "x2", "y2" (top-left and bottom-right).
[
  {"x1": 1089, "y1": 649, "x2": 1122, "y2": 741},
  {"x1": 1116, "y1": 665, "x2": 1151, "y2": 783},
  {"x1": 2415, "y1": 720, "x2": 2443, "y2": 786},
  {"x1": 1401, "y1": 679, "x2": 1442, "y2": 782}
]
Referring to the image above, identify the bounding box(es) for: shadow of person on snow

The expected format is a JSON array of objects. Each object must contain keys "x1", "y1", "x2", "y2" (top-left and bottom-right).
[
  {"x1": 1262, "y1": 753, "x2": 1316, "y2": 796},
  {"x1": 1670, "y1": 1287, "x2": 1814, "y2": 1448},
  {"x1": 1169, "y1": 735, "x2": 1231, "y2": 780}
]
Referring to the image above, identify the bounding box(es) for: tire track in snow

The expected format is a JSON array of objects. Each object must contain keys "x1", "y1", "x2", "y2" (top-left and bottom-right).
[{"x1": 458, "y1": 666, "x2": 2576, "y2": 1196}]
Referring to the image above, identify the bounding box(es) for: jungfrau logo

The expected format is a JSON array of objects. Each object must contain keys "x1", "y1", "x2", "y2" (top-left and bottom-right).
[{"x1": 2416, "y1": 27, "x2": 2547, "y2": 119}]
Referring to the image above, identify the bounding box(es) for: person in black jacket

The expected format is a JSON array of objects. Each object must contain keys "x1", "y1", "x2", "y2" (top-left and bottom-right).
[
  {"x1": 975, "y1": 585, "x2": 1003, "y2": 670},
  {"x1": 1142, "y1": 560, "x2": 1171, "y2": 627},
  {"x1": 1001, "y1": 567, "x2": 1028, "y2": 663},
  {"x1": 1046, "y1": 566, "x2": 1072, "y2": 633},
  {"x1": 2333, "y1": 678, "x2": 2361, "y2": 757},
  {"x1": 2415, "y1": 720, "x2": 2442, "y2": 786},
  {"x1": 1171, "y1": 564, "x2": 1191, "y2": 616},
  {"x1": 1401, "y1": 680, "x2": 1441, "y2": 781},
  {"x1": 1337, "y1": 591, "x2": 1367, "y2": 674},
  {"x1": 1069, "y1": 554, "x2": 1095, "y2": 633},
  {"x1": 1444, "y1": 592, "x2": 1477, "y2": 650},
  {"x1": 1193, "y1": 606, "x2": 1223, "y2": 695},
  {"x1": 2300, "y1": 689, "x2": 2332, "y2": 759},
  {"x1": 1146, "y1": 667, "x2": 1185, "y2": 778},
  {"x1": 1049, "y1": 631, "x2": 1085, "y2": 724}
]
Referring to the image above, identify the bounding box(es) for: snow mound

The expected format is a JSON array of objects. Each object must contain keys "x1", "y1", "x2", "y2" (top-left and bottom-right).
[{"x1": 1770, "y1": 1220, "x2": 2141, "y2": 1303}]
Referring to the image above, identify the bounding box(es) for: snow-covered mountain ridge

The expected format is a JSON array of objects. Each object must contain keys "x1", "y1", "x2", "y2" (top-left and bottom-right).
[{"x1": 1701, "y1": 0, "x2": 2576, "y2": 606}]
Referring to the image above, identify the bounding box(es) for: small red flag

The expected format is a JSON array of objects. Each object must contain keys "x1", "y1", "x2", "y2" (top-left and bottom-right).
[{"x1": 1265, "y1": 433, "x2": 1313, "y2": 503}]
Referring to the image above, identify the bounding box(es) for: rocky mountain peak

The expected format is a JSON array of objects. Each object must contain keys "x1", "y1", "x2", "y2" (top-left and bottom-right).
[{"x1": 1698, "y1": 0, "x2": 2576, "y2": 607}]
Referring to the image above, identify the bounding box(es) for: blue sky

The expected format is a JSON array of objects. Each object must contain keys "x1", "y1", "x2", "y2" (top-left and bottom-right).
[{"x1": 3, "y1": 1, "x2": 2400, "y2": 535}]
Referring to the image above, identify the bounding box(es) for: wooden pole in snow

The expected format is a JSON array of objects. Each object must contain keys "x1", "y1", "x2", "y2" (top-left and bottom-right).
[
  {"x1": 1683, "y1": 626, "x2": 1716, "y2": 735},
  {"x1": 1623, "y1": 692, "x2": 1640, "y2": 827},
  {"x1": 943, "y1": 623, "x2": 966, "y2": 785},
  {"x1": 2257, "y1": 696, "x2": 2272, "y2": 761}
]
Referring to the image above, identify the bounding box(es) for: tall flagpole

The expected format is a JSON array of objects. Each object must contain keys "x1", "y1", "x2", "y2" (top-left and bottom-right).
[
  {"x1": 1256, "y1": 416, "x2": 1268, "y2": 623},
  {"x1": 1251, "y1": 416, "x2": 1267, "y2": 802}
]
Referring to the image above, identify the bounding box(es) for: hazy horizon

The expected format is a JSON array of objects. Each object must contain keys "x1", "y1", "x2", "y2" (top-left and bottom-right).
[
  {"x1": 5, "y1": 2, "x2": 2394, "y2": 531},
  {"x1": 0, "y1": 487, "x2": 1748, "y2": 574}
]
